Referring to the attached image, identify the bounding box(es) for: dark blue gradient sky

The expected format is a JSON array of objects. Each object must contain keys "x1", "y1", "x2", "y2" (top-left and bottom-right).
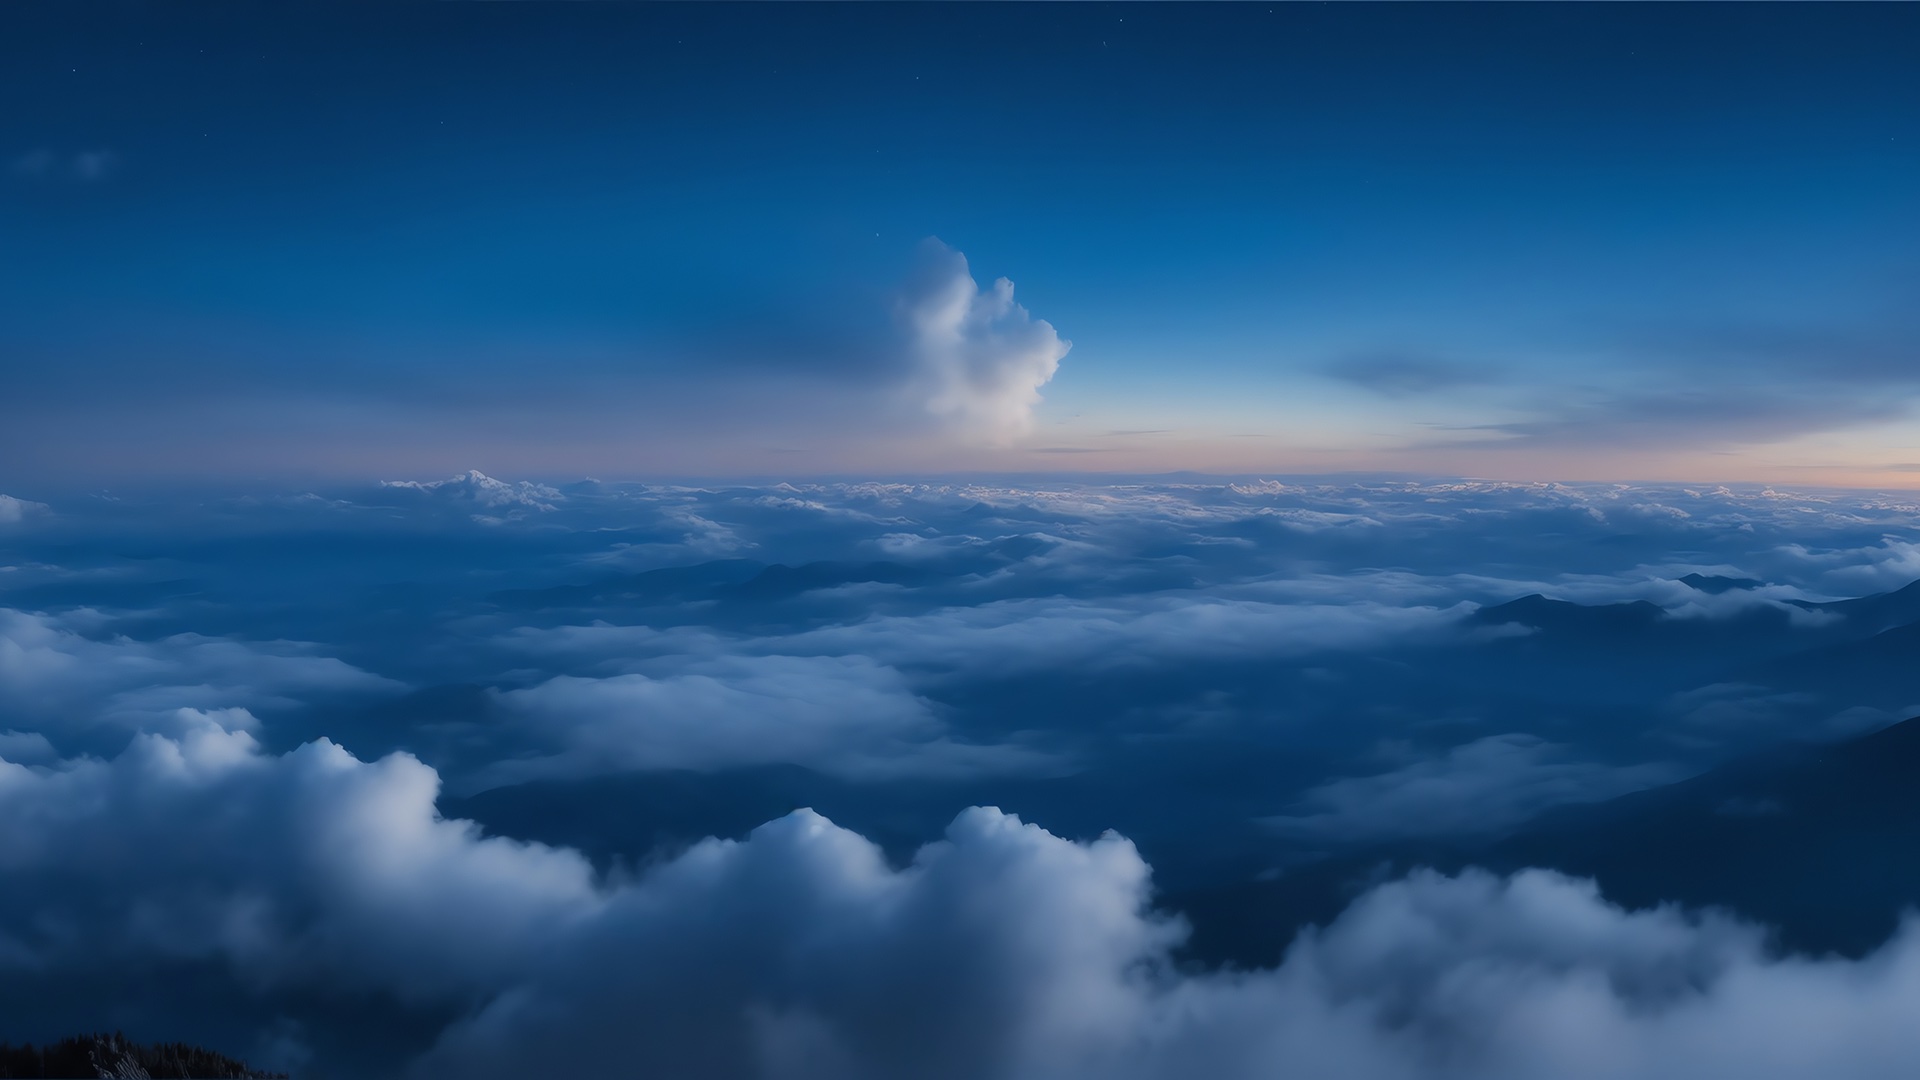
[{"x1": 3, "y1": 3, "x2": 1916, "y2": 484}]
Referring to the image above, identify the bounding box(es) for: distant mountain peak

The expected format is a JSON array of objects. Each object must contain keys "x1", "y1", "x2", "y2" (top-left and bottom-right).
[
  {"x1": 1679, "y1": 573, "x2": 1764, "y2": 594},
  {"x1": 1473, "y1": 593, "x2": 1664, "y2": 633}
]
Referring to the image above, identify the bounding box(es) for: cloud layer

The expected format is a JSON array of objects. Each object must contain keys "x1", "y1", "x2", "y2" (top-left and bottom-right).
[
  {"x1": 7, "y1": 721, "x2": 1920, "y2": 1079},
  {"x1": 486, "y1": 654, "x2": 1052, "y2": 785},
  {"x1": 0, "y1": 608, "x2": 399, "y2": 749},
  {"x1": 5, "y1": 475, "x2": 1920, "y2": 1073},
  {"x1": 1263, "y1": 734, "x2": 1680, "y2": 844}
]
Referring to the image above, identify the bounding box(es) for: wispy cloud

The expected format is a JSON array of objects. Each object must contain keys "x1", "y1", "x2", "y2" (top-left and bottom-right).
[
  {"x1": 1324, "y1": 351, "x2": 1501, "y2": 398},
  {"x1": 0, "y1": 494, "x2": 50, "y2": 524},
  {"x1": 1463, "y1": 389, "x2": 1911, "y2": 450},
  {"x1": 1263, "y1": 734, "x2": 1678, "y2": 843},
  {"x1": 10, "y1": 147, "x2": 118, "y2": 182}
]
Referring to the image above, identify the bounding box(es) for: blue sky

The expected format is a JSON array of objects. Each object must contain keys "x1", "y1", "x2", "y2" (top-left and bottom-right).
[{"x1": 3, "y1": 4, "x2": 1916, "y2": 485}]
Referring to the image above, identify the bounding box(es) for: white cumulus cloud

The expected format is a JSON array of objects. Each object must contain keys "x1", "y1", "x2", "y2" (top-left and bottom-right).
[
  {"x1": 0, "y1": 716, "x2": 598, "y2": 1000},
  {"x1": 903, "y1": 240, "x2": 1071, "y2": 443},
  {"x1": 5, "y1": 723, "x2": 1920, "y2": 1079},
  {"x1": 421, "y1": 811, "x2": 1920, "y2": 1080}
]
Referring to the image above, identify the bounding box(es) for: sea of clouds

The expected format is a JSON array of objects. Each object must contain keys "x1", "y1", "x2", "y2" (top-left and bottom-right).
[{"x1": 4, "y1": 474, "x2": 1920, "y2": 1075}]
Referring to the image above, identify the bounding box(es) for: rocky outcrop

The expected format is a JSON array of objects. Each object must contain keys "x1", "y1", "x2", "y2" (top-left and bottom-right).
[{"x1": 0, "y1": 1032, "x2": 285, "y2": 1079}]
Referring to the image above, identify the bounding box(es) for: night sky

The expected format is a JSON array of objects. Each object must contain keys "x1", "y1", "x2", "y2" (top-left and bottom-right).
[{"x1": 4, "y1": 3, "x2": 1915, "y2": 486}]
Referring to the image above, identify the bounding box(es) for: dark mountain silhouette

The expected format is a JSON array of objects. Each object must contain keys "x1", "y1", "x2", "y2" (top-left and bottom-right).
[
  {"x1": 1450, "y1": 578, "x2": 1920, "y2": 704},
  {"x1": 1170, "y1": 713, "x2": 1920, "y2": 968},
  {"x1": 721, "y1": 560, "x2": 938, "y2": 603},
  {"x1": 1471, "y1": 594, "x2": 1666, "y2": 639},
  {"x1": 1472, "y1": 577, "x2": 1920, "y2": 648},
  {"x1": 1457, "y1": 589, "x2": 1806, "y2": 699},
  {"x1": 1729, "y1": 618, "x2": 1920, "y2": 704},
  {"x1": 1809, "y1": 578, "x2": 1920, "y2": 634},
  {"x1": 0, "y1": 1032, "x2": 283, "y2": 1079},
  {"x1": 1491, "y1": 712, "x2": 1920, "y2": 955},
  {"x1": 1679, "y1": 572, "x2": 1764, "y2": 594}
]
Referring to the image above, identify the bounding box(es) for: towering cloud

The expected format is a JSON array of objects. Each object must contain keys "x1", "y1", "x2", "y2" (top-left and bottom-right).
[{"x1": 902, "y1": 241, "x2": 1071, "y2": 443}]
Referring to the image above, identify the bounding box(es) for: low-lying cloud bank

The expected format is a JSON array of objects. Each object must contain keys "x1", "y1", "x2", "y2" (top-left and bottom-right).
[
  {"x1": 0, "y1": 608, "x2": 399, "y2": 748},
  {"x1": 5, "y1": 724, "x2": 1920, "y2": 1078},
  {"x1": 484, "y1": 653, "x2": 1055, "y2": 785},
  {"x1": 1263, "y1": 733, "x2": 1681, "y2": 844}
]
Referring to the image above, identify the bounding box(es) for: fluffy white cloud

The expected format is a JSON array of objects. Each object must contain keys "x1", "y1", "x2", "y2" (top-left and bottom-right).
[
  {"x1": 485, "y1": 654, "x2": 1052, "y2": 785},
  {"x1": 8, "y1": 724, "x2": 1920, "y2": 1079},
  {"x1": 0, "y1": 717, "x2": 597, "y2": 1000},
  {"x1": 903, "y1": 241, "x2": 1071, "y2": 443},
  {"x1": 421, "y1": 810, "x2": 1920, "y2": 1080}
]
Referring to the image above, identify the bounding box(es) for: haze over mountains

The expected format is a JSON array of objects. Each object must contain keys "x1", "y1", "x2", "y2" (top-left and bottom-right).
[{"x1": 4, "y1": 474, "x2": 1920, "y2": 1077}]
